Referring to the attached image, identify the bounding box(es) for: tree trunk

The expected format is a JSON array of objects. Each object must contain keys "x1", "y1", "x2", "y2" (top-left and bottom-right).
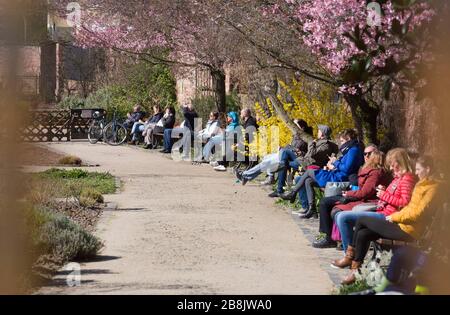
[
  {"x1": 211, "y1": 69, "x2": 227, "y2": 113},
  {"x1": 344, "y1": 93, "x2": 380, "y2": 145}
]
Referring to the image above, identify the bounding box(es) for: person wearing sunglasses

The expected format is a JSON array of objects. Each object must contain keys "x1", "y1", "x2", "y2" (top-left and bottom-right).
[{"x1": 313, "y1": 145, "x2": 389, "y2": 248}]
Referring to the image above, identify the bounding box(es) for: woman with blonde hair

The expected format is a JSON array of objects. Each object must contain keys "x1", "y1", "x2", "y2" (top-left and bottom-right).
[
  {"x1": 340, "y1": 155, "x2": 441, "y2": 285},
  {"x1": 313, "y1": 145, "x2": 389, "y2": 248},
  {"x1": 332, "y1": 148, "x2": 416, "y2": 262}
]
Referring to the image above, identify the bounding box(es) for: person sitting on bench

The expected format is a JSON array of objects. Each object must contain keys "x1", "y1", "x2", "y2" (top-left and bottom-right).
[
  {"x1": 160, "y1": 103, "x2": 198, "y2": 154},
  {"x1": 130, "y1": 105, "x2": 163, "y2": 146},
  {"x1": 198, "y1": 111, "x2": 221, "y2": 142},
  {"x1": 312, "y1": 145, "x2": 389, "y2": 248},
  {"x1": 277, "y1": 129, "x2": 364, "y2": 219},
  {"x1": 235, "y1": 119, "x2": 311, "y2": 185},
  {"x1": 147, "y1": 106, "x2": 176, "y2": 149},
  {"x1": 123, "y1": 104, "x2": 146, "y2": 130},
  {"x1": 337, "y1": 155, "x2": 440, "y2": 285},
  {"x1": 268, "y1": 122, "x2": 336, "y2": 198}
]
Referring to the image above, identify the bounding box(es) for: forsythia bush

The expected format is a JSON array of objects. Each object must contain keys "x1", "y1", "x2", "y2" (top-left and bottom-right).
[{"x1": 249, "y1": 78, "x2": 354, "y2": 158}]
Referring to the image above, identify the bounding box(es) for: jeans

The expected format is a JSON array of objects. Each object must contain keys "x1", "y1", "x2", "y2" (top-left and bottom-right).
[
  {"x1": 203, "y1": 135, "x2": 223, "y2": 161},
  {"x1": 292, "y1": 169, "x2": 318, "y2": 206},
  {"x1": 318, "y1": 195, "x2": 343, "y2": 237},
  {"x1": 242, "y1": 153, "x2": 280, "y2": 181},
  {"x1": 163, "y1": 127, "x2": 185, "y2": 151},
  {"x1": 334, "y1": 210, "x2": 385, "y2": 252},
  {"x1": 276, "y1": 149, "x2": 300, "y2": 193},
  {"x1": 352, "y1": 216, "x2": 414, "y2": 262},
  {"x1": 131, "y1": 122, "x2": 145, "y2": 141},
  {"x1": 298, "y1": 186, "x2": 309, "y2": 209}
]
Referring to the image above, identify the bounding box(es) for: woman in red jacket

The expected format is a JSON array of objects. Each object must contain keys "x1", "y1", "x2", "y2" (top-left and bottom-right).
[
  {"x1": 313, "y1": 145, "x2": 389, "y2": 248},
  {"x1": 332, "y1": 148, "x2": 416, "y2": 261}
]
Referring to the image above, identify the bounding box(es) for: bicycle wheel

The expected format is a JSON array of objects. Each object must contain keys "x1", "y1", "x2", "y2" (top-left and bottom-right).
[
  {"x1": 104, "y1": 122, "x2": 127, "y2": 146},
  {"x1": 88, "y1": 121, "x2": 103, "y2": 144}
]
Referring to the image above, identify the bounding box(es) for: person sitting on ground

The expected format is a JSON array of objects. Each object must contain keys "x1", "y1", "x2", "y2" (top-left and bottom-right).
[
  {"x1": 235, "y1": 119, "x2": 312, "y2": 185},
  {"x1": 128, "y1": 105, "x2": 163, "y2": 146},
  {"x1": 160, "y1": 103, "x2": 198, "y2": 154},
  {"x1": 312, "y1": 145, "x2": 389, "y2": 248},
  {"x1": 268, "y1": 123, "x2": 338, "y2": 198},
  {"x1": 332, "y1": 147, "x2": 416, "y2": 266},
  {"x1": 198, "y1": 111, "x2": 221, "y2": 142},
  {"x1": 277, "y1": 128, "x2": 364, "y2": 219},
  {"x1": 203, "y1": 112, "x2": 241, "y2": 171},
  {"x1": 123, "y1": 104, "x2": 146, "y2": 130},
  {"x1": 338, "y1": 155, "x2": 440, "y2": 285}
]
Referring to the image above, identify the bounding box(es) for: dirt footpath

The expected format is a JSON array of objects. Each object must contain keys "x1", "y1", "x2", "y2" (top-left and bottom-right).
[{"x1": 37, "y1": 142, "x2": 333, "y2": 295}]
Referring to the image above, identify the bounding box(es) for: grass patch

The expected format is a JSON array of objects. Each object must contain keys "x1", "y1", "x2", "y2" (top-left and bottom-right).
[
  {"x1": 333, "y1": 280, "x2": 372, "y2": 295},
  {"x1": 34, "y1": 168, "x2": 116, "y2": 195},
  {"x1": 275, "y1": 198, "x2": 304, "y2": 209},
  {"x1": 58, "y1": 155, "x2": 82, "y2": 166}
]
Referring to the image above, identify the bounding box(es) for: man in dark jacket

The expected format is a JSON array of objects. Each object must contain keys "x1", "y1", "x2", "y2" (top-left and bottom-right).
[
  {"x1": 269, "y1": 123, "x2": 339, "y2": 198},
  {"x1": 161, "y1": 104, "x2": 199, "y2": 154},
  {"x1": 123, "y1": 104, "x2": 146, "y2": 129}
]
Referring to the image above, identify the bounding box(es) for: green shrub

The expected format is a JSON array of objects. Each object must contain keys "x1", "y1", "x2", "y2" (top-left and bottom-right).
[
  {"x1": 65, "y1": 61, "x2": 178, "y2": 120},
  {"x1": 58, "y1": 95, "x2": 86, "y2": 109},
  {"x1": 28, "y1": 207, "x2": 104, "y2": 261},
  {"x1": 80, "y1": 188, "x2": 104, "y2": 207},
  {"x1": 191, "y1": 91, "x2": 242, "y2": 125},
  {"x1": 58, "y1": 155, "x2": 82, "y2": 166}
]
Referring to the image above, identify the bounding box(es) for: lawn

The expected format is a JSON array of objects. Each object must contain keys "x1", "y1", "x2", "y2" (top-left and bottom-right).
[{"x1": 33, "y1": 168, "x2": 117, "y2": 195}]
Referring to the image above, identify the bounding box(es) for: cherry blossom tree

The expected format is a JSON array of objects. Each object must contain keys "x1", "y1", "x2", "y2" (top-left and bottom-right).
[
  {"x1": 223, "y1": 0, "x2": 436, "y2": 143},
  {"x1": 51, "y1": 0, "x2": 244, "y2": 113}
]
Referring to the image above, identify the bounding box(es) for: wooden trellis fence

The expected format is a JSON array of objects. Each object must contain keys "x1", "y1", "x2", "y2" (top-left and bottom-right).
[{"x1": 22, "y1": 109, "x2": 105, "y2": 142}]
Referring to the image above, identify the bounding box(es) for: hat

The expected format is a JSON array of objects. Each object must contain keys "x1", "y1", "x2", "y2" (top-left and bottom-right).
[{"x1": 318, "y1": 125, "x2": 332, "y2": 139}]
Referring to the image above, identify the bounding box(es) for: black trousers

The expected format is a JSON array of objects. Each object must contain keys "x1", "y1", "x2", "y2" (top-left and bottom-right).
[
  {"x1": 352, "y1": 216, "x2": 414, "y2": 262},
  {"x1": 318, "y1": 195, "x2": 342, "y2": 237}
]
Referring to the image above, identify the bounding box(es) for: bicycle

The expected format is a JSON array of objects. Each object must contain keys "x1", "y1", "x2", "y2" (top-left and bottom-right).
[{"x1": 88, "y1": 111, "x2": 127, "y2": 146}]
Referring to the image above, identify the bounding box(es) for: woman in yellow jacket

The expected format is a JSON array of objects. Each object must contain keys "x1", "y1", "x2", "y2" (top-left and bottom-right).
[{"x1": 341, "y1": 155, "x2": 440, "y2": 285}]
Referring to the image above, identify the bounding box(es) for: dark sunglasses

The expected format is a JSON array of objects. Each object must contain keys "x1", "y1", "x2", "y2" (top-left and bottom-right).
[{"x1": 364, "y1": 151, "x2": 373, "y2": 157}]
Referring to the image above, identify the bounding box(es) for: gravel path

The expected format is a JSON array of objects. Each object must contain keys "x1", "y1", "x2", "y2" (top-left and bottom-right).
[{"x1": 37, "y1": 142, "x2": 335, "y2": 295}]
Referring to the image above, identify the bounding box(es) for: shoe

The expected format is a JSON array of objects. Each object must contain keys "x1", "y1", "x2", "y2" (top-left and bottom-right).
[
  {"x1": 214, "y1": 165, "x2": 227, "y2": 172},
  {"x1": 312, "y1": 236, "x2": 337, "y2": 249},
  {"x1": 291, "y1": 207, "x2": 307, "y2": 215},
  {"x1": 210, "y1": 161, "x2": 219, "y2": 167},
  {"x1": 235, "y1": 171, "x2": 248, "y2": 186},
  {"x1": 261, "y1": 176, "x2": 275, "y2": 186},
  {"x1": 160, "y1": 149, "x2": 170, "y2": 154},
  {"x1": 331, "y1": 245, "x2": 354, "y2": 269},
  {"x1": 128, "y1": 140, "x2": 137, "y2": 145},
  {"x1": 299, "y1": 204, "x2": 318, "y2": 219},
  {"x1": 143, "y1": 144, "x2": 151, "y2": 149},
  {"x1": 268, "y1": 191, "x2": 281, "y2": 198},
  {"x1": 280, "y1": 191, "x2": 297, "y2": 204},
  {"x1": 341, "y1": 261, "x2": 362, "y2": 285}
]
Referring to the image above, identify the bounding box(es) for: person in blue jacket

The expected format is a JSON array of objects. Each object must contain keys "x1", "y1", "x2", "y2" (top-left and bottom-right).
[
  {"x1": 202, "y1": 111, "x2": 241, "y2": 164},
  {"x1": 280, "y1": 128, "x2": 364, "y2": 219}
]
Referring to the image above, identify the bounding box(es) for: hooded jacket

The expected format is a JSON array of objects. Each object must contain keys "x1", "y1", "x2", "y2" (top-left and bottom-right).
[{"x1": 225, "y1": 112, "x2": 240, "y2": 132}]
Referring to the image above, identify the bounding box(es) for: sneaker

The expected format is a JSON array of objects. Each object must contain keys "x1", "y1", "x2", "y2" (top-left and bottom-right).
[
  {"x1": 261, "y1": 176, "x2": 275, "y2": 186},
  {"x1": 312, "y1": 236, "x2": 337, "y2": 249},
  {"x1": 214, "y1": 165, "x2": 227, "y2": 172},
  {"x1": 268, "y1": 191, "x2": 281, "y2": 198},
  {"x1": 291, "y1": 207, "x2": 307, "y2": 215},
  {"x1": 210, "y1": 161, "x2": 219, "y2": 167}
]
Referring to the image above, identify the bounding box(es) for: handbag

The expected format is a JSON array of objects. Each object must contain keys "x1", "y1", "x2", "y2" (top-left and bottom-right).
[{"x1": 324, "y1": 181, "x2": 351, "y2": 197}]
